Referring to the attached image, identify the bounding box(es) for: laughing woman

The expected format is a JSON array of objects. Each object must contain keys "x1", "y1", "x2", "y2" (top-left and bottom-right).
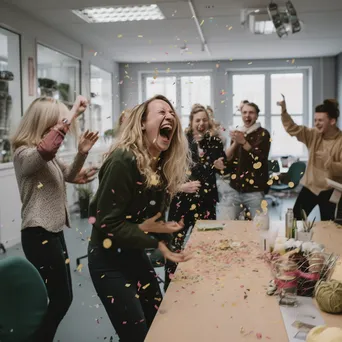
[{"x1": 88, "y1": 95, "x2": 191, "y2": 342}]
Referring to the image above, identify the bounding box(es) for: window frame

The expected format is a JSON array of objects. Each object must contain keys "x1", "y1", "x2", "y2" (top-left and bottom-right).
[
  {"x1": 227, "y1": 68, "x2": 309, "y2": 158},
  {"x1": 140, "y1": 70, "x2": 214, "y2": 125}
]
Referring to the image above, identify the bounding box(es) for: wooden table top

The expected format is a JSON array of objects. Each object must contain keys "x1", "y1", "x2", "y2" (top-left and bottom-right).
[{"x1": 145, "y1": 220, "x2": 342, "y2": 342}]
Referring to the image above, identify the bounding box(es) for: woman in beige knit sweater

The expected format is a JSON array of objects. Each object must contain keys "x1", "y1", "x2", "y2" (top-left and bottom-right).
[
  {"x1": 11, "y1": 96, "x2": 99, "y2": 342},
  {"x1": 279, "y1": 97, "x2": 342, "y2": 221}
]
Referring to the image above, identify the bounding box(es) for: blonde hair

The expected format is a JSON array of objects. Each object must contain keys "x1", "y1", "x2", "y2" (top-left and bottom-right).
[
  {"x1": 11, "y1": 97, "x2": 78, "y2": 151},
  {"x1": 187, "y1": 103, "x2": 216, "y2": 136},
  {"x1": 106, "y1": 95, "x2": 191, "y2": 196}
]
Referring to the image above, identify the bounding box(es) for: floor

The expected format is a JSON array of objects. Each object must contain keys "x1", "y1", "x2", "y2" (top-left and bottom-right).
[{"x1": 0, "y1": 195, "x2": 320, "y2": 341}]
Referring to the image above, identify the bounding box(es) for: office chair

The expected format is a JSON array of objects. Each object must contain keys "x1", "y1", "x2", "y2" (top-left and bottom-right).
[{"x1": 0, "y1": 256, "x2": 48, "y2": 342}]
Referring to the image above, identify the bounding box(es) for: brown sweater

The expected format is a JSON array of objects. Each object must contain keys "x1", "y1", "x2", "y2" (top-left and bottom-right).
[
  {"x1": 229, "y1": 127, "x2": 271, "y2": 193},
  {"x1": 281, "y1": 110, "x2": 342, "y2": 195},
  {"x1": 13, "y1": 125, "x2": 87, "y2": 232}
]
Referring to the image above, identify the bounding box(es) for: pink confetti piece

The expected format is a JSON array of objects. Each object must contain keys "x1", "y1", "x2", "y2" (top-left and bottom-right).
[
  {"x1": 111, "y1": 189, "x2": 115, "y2": 193},
  {"x1": 137, "y1": 281, "x2": 142, "y2": 288},
  {"x1": 88, "y1": 217, "x2": 96, "y2": 224},
  {"x1": 154, "y1": 305, "x2": 159, "y2": 310},
  {"x1": 122, "y1": 321, "x2": 127, "y2": 325},
  {"x1": 111, "y1": 298, "x2": 115, "y2": 304},
  {"x1": 168, "y1": 273, "x2": 175, "y2": 280},
  {"x1": 256, "y1": 333, "x2": 262, "y2": 339},
  {"x1": 136, "y1": 182, "x2": 143, "y2": 185},
  {"x1": 101, "y1": 224, "x2": 106, "y2": 228},
  {"x1": 140, "y1": 319, "x2": 145, "y2": 323}
]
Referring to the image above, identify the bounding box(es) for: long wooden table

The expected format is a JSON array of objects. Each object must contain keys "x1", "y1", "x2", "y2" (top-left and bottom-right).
[{"x1": 145, "y1": 221, "x2": 342, "y2": 342}]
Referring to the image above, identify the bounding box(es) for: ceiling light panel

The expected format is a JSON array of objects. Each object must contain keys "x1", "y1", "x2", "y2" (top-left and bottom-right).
[{"x1": 72, "y1": 4, "x2": 165, "y2": 23}]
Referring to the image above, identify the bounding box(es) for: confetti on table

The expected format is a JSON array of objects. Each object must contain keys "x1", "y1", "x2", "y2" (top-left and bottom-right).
[
  {"x1": 256, "y1": 332, "x2": 263, "y2": 339},
  {"x1": 42, "y1": 240, "x2": 48, "y2": 245},
  {"x1": 103, "y1": 238, "x2": 112, "y2": 249},
  {"x1": 88, "y1": 216, "x2": 96, "y2": 224}
]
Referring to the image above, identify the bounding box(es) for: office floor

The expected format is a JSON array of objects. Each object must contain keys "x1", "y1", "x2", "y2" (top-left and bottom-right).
[{"x1": 0, "y1": 196, "x2": 320, "y2": 342}]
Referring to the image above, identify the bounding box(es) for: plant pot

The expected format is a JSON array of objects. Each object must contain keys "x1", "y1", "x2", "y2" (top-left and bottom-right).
[{"x1": 79, "y1": 197, "x2": 90, "y2": 219}]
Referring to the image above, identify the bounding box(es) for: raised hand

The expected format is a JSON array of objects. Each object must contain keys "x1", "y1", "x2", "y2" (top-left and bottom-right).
[
  {"x1": 139, "y1": 213, "x2": 185, "y2": 234},
  {"x1": 230, "y1": 131, "x2": 245, "y2": 145},
  {"x1": 71, "y1": 166, "x2": 99, "y2": 184},
  {"x1": 277, "y1": 93, "x2": 287, "y2": 112},
  {"x1": 180, "y1": 181, "x2": 201, "y2": 193},
  {"x1": 78, "y1": 130, "x2": 99, "y2": 154},
  {"x1": 158, "y1": 241, "x2": 192, "y2": 263},
  {"x1": 71, "y1": 95, "x2": 88, "y2": 119}
]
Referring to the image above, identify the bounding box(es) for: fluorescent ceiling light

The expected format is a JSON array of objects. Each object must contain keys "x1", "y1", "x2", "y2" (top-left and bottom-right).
[{"x1": 72, "y1": 4, "x2": 165, "y2": 23}]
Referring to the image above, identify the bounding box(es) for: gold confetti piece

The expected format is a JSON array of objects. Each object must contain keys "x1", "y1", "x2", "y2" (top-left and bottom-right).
[
  {"x1": 117, "y1": 34, "x2": 123, "y2": 38},
  {"x1": 190, "y1": 204, "x2": 196, "y2": 211},
  {"x1": 204, "y1": 189, "x2": 208, "y2": 193},
  {"x1": 42, "y1": 240, "x2": 48, "y2": 245},
  {"x1": 37, "y1": 182, "x2": 43, "y2": 189},
  {"x1": 228, "y1": 26, "x2": 233, "y2": 30},
  {"x1": 125, "y1": 283, "x2": 131, "y2": 287},
  {"x1": 248, "y1": 62, "x2": 253, "y2": 65},
  {"x1": 101, "y1": 275, "x2": 105, "y2": 279},
  {"x1": 186, "y1": 170, "x2": 192, "y2": 175},
  {"x1": 288, "y1": 181, "x2": 295, "y2": 188},
  {"x1": 138, "y1": 35, "x2": 143, "y2": 38},
  {"x1": 267, "y1": 179, "x2": 273, "y2": 186},
  {"x1": 65, "y1": 258, "x2": 70, "y2": 264},
  {"x1": 231, "y1": 174, "x2": 237, "y2": 180},
  {"x1": 154, "y1": 297, "x2": 162, "y2": 301},
  {"x1": 135, "y1": 294, "x2": 140, "y2": 298},
  {"x1": 249, "y1": 179, "x2": 254, "y2": 185},
  {"x1": 77, "y1": 264, "x2": 83, "y2": 272},
  {"x1": 253, "y1": 162, "x2": 262, "y2": 169},
  {"x1": 274, "y1": 175, "x2": 279, "y2": 180},
  {"x1": 151, "y1": 174, "x2": 159, "y2": 186},
  {"x1": 200, "y1": 19, "x2": 204, "y2": 26},
  {"x1": 103, "y1": 238, "x2": 112, "y2": 249},
  {"x1": 261, "y1": 200, "x2": 268, "y2": 209},
  {"x1": 177, "y1": 233, "x2": 183, "y2": 238},
  {"x1": 142, "y1": 283, "x2": 150, "y2": 290},
  {"x1": 291, "y1": 58, "x2": 295, "y2": 64},
  {"x1": 194, "y1": 213, "x2": 199, "y2": 218},
  {"x1": 126, "y1": 215, "x2": 132, "y2": 219}
]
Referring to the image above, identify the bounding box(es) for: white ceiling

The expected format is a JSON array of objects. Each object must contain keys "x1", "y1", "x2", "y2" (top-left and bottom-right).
[{"x1": 4, "y1": 0, "x2": 342, "y2": 62}]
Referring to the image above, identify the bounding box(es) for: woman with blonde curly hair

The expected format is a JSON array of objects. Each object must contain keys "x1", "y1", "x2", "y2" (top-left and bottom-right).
[
  {"x1": 12, "y1": 96, "x2": 99, "y2": 341},
  {"x1": 87, "y1": 95, "x2": 191, "y2": 342}
]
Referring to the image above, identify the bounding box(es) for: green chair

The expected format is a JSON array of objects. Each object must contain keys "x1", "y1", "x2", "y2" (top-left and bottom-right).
[{"x1": 0, "y1": 256, "x2": 48, "y2": 342}]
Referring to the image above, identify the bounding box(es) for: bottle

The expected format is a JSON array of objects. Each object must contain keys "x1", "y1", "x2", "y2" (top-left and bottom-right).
[
  {"x1": 285, "y1": 208, "x2": 294, "y2": 239},
  {"x1": 292, "y1": 219, "x2": 298, "y2": 240}
]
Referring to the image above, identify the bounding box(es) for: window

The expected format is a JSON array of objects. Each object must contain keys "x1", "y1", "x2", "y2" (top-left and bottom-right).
[
  {"x1": 142, "y1": 73, "x2": 212, "y2": 128},
  {"x1": 37, "y1": 44, "x2": 81, "y2": 152},
  {"x1": 230, "y1": 70, "x2": 308, "y2": 157},
  {"x1": 0, "y1": 27, "x2": 21, "y2": 163},
  {"x1": 90, "y1": 65, "x2": 113, "y2": 144}
]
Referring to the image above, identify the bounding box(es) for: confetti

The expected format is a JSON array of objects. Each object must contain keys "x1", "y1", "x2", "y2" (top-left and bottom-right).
[
  {"x1": 190, "y1": 204, "x2": 196, "y2": 211},
  {"x1": 125, "y1": 283, "x2": 131, "y2": 288},
  {"x1": 142, "y1": 283, "x2": 150, "y2": 290},
  {"x1": 138, "y1": 35, "x2": 143, "y2": 38},
  {"x1": 253, "y1": 162, "x2": 262, "y2": 169},
  {"x1": 42, "y1": 240, "x2": 48, "y2": 245},
  {"x1": 88, "y1": 216, "x2": 96, "y2": 224},
  {"x1": 77, "y1": 264, "x2": 83, "y2": 272},
  {"x1": 249, "y1": 179, "x2": 254, "y2": 185},
  {"x1": 248, "y1": 62, "x2": 253, "y2": 65},
  {"x1": 101, "y1": 275, "x2": 105, "y2": 279},
  {"x1": 135, "y1": 294, "x2": 140, "y2": 298},
  {"x1": 288, "y1": 181, "x2": 295, "y2": 188},
  {"x1": 122, "y1": 321, "x2": 127, "y2": 325},
  {"x1": 200, "y1": 19, "x2": 204, "y2": 26},
  {"x1": 267, "y1": 179, "x2": 273, "y2": 186},
  {"x1": 126, "y1": 215, "x2": 132, "y2": 219},
  {"x1": 231, "y1": 174, "x2": 237, "y2": 180},
  {"x1": 103, "y1": 238, "x2": 112, "y2": 249},
  {"x1": 65, "y1": 258, "x2": 70, "y2": 264},
  {"x1": 37, "y1": 182, "x2": 43, "y2": 189},
  {"x1": 117, "y1": 34, "x2": 123, "y2": 38},
  {"x1": 111, "y1": 298, "x2": 115, "y2": 304},
  {"x1": 150, "y1": 200, "x2": 156, "y2": 206},
  {"x1": 256, "y1": 333, "x2": 262, "y2": 339},
  {"x1": 291, "y1": 58, "x2": 295, "y2": 64}
]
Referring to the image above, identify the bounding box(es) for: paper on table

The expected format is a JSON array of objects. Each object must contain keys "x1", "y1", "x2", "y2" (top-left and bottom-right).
[{"x1": 279, "y1": 296, "x2": 325, "y2": 341}]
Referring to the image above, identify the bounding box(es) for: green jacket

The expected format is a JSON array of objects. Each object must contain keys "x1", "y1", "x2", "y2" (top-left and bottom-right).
[{"x1": 89, "y1": 148, "x2": 170, "y2": 250}]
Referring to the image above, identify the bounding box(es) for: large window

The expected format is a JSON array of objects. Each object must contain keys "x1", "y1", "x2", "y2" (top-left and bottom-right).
[
  {"x1": 37, "y1": 44, "x2": 81, "y2": 152},
  {"x1": 143, "y1": 73, "x2": 212, "y2": 128},
  {"x1": 0, "y1": 27, "x2": 21, "y2": 163},
  {"x1": 90, "y1": 65, "x2": 113, "y2": 144},
  {"x1": 230, "y1": 70, "x2": 308, "y2": 157}
]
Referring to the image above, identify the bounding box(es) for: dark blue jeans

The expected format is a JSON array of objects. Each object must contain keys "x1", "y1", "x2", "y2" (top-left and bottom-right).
[
  {"x1": 21, "y1": 227, "x2": 73, "y2": 342},
  {"x1": 88, "y1": 244, "x2": 162, "y2": 342}
]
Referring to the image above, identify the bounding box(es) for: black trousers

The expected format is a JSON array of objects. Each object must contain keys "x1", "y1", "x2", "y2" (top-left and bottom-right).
[
  {"x1": 164, "y1": 194, "x2": 217, "y2": 290},
  {"x1": 21, "y1": 227, "x2": 73, "y2": 342},
  {"x1": 88, "y1": 244, "x2": 162, "y2": 342},
  {"x1": 293, "y1": 186, "x2": 336, "y2": 221}
]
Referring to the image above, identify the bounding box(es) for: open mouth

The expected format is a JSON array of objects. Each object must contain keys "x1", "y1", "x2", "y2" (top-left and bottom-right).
[{"x1": 159, "y1": 123, "x2": 173, "y2": 141}]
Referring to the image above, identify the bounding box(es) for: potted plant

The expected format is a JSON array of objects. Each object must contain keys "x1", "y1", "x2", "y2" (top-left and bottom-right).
[{"x1": 75, "y1": 184, "x2": 93, "y2": 219}]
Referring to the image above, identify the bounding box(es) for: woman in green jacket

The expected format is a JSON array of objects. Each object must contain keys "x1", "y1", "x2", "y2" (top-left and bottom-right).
[{"x1": 88, "y1": 95, "x2": 191, "y2": 342}]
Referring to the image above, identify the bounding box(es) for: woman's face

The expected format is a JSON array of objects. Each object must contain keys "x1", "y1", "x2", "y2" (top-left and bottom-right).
[
  {"x1": 241, "y1": 104, "x2": 258, "y2": 128},
  {"x1": 143, "y1": 99, "x2": 177, "y2": 157},
  {"x1": 191, "y1": 111, "x2": 209, "y2": 137}
]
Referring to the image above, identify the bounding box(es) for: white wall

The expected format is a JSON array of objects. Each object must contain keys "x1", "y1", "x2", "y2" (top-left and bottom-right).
[
  {"x1": 0, "y1": 2, "x2": 119, "y2": 248},
  {"x1": 119, "y1": 57, "x2": 337, "y2": 130}
]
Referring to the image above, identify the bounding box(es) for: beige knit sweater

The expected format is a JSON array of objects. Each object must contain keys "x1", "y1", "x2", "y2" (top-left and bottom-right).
[{"x1": 281, "y1": 110, "x2": 342, "y2": 195}]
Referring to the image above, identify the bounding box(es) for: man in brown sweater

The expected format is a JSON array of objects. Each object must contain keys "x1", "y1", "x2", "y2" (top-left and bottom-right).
[
  {"x1": 215, "y1": 101, "x2": 271, "y2": 219},
  {"x1": 279, "y1": 97, "x2": 342, "y2": 220}
]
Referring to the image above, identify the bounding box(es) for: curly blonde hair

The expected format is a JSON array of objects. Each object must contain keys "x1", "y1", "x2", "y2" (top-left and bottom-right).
[{"x1": 106, "y1": 95, "x2": 191, "y2": 196}]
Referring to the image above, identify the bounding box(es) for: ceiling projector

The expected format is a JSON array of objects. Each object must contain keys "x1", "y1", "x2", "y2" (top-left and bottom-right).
[{"x1": 241, "y1": 1, "x2": 301, "y2": 38}]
